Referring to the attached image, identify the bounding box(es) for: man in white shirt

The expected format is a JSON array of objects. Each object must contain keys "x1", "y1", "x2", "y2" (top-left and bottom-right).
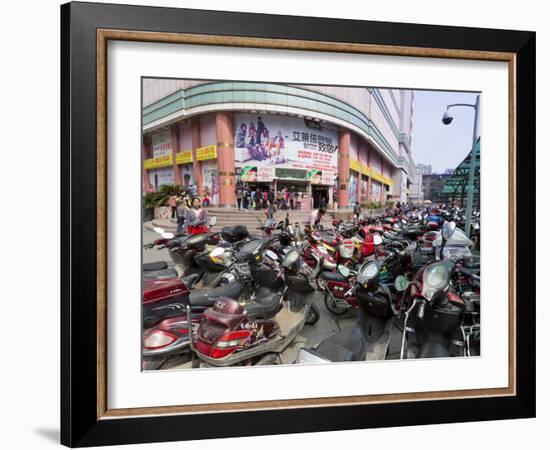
[{"x1": 309, "y1": 207, "x2": 326, "y2": 228}]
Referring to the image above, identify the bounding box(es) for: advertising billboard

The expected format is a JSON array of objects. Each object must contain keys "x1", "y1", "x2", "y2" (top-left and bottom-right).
[{"x1": 234, "y1": 113, "x2": 338, "y2": 180}]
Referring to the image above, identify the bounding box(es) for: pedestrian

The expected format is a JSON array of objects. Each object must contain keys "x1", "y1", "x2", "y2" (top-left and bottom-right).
[
  {"x1": 256, "y1": 188, "x2": 261, "y2": 210},
  {"x1": 353, "y1": 201, "x2": 361, "y2": 221},
  {"x1": 276, "y1": 190, "x2": 282, "y2": 209},
  {"x1": 262, "y1": 190, "x2": 268, "y2": 209},
  {"x1": 243, "y1": 190, "x2": 249, "y2": 209},
  {"x1": 185, "y1": 196, "x2": 208, "y2": 234},
  {"x1": 168, "y1": 193, "x2": 178, "y2": 219},
  {"x1": 266, "y1": 200, "x2": 277, "y2": 219},
  {"x1": 268, "y1": 188, "x2": 275, "y2": 206},
  {"x1": 250, "y1": 189, "x2": 256, "y2": 209},
  {"x1": 202, "y1": 186, "x2": 211, "y2": 207},
  {"x1": 309, "y1": 206, "x2": 326, "y2": 229},
  {"x1": 289, "y1": 191, "x2": 295, "y2": 210},
  {"x1": 236, "y1": 185, "x2": 243, "y2": 210},
  {"x1": 176, "y1": 199, "x2": 186, "y2": 235}
]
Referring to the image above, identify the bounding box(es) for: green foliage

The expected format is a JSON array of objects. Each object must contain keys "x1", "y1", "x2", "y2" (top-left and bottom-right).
[
  {"x1": 142, "y1": 184, "x2": 183, "y2": 208},
  {"x1": 362, "y1": 200, "x2": 383, "y2": 210},
  {"x1": 385, "y1": 200, "x2": 395, "y2": 209}
]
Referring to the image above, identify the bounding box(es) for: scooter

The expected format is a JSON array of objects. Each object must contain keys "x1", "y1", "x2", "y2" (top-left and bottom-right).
[
  {"x1": 317, "y1": 234, "x2": 385, "y2": 315},
  {"x1": 297, "y1": 249, "x2": 398, "y2": 363},
  {"x1": 143, "y1": 217, "x2": 219, "y2": 281},
  {"x1": 142, "y1": 233, "x2": 298, "y2": 368},
  {"x1": 398, "y1": 221, "x2": 472, "y2": 359},
  {"x1": 190, "y1": 246, "x2": 322, "y2": 367}
]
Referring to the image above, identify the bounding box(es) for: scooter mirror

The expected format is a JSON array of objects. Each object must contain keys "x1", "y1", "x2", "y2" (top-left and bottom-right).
[
  {"x1": 441, "y1": 221, "x2": 457, "y2": 240},
  {"x1": 337, "y1": 264, "x2": 350, "y2": 278},
  {"x1": 161, "y1": 232, "x2": 175, "y2": 239},
  {"x1": 209, "y1": 216, "x2": 217, "y2": 226},
  {"x1": 394, "y1": 275, "x2": 409, "y2": 292},
  {"x1": 153, "y1": 227, "x2": 165, "y2": 234},
  {"x1": 373, "y1": 235, "x2": 383, "y2": 246}
]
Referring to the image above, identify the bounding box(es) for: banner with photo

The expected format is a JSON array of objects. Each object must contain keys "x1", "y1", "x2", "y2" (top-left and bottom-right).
[{"x1": 234, "y1": 113, "x2": 338, "y2": 177}]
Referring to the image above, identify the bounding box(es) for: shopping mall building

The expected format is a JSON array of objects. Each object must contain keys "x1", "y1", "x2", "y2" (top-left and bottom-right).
[{"x1": 142, "y1": 79, "x2": 417, "y2": 209}]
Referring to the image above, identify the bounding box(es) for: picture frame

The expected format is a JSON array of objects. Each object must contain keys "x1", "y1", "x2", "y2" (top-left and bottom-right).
[{"x1": 60, "y1": 1, "x2": 536, "y2": 447}]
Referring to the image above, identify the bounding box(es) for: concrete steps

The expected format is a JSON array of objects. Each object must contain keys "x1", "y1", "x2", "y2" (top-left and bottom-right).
[{"x1": 144, "y1": 208, "x2": 337, "y2": 233}]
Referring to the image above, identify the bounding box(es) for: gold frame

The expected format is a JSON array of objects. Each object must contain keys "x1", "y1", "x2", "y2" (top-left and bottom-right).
[{"x1": 96, "y1": 29, "x2": 516, "y2": 420}]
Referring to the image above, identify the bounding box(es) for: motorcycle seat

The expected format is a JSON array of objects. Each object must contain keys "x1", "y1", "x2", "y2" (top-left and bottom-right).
[
  {"x1": 221, "y1": 225, "x2": 249, "y2": 243},
  {"x1": 143, "y1": 261, "x2": 168, "y2": 271},
  {"x1": 320, "y1": 271, "x2": 348, "y2": 282},
  {"x1": 189, "y1": 280, "x2": 243, "y2": 307},
  {"x1": 315, "y1": 325, "x2": 366, "y2": 362},
  {"x1": 245, "y1": 287, "x2": 282, "y2": 319}
]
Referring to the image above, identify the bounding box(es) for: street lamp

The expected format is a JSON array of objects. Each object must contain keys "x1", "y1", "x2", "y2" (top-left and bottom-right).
[{"x1": 441, "y1": 95, "x2": 480, "y2": 238}]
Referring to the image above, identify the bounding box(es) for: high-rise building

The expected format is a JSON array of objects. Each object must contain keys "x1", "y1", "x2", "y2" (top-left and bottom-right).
[{"x1": 417, "y1": 163, "x2": 432, "y2": 175}]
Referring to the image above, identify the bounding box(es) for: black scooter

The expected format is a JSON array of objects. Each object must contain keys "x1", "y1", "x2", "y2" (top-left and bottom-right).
[{"x1": 398, "y1": 221, "x2": 475, "y2": 359}]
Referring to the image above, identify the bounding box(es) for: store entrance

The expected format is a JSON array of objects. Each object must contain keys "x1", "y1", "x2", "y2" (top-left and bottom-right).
[
  {"x1": 276, "y1": 180, "x2": 309, "y2": 210},
  {"x1": 239, "y1": 181, "x2": 272, "y2": 210},
  {"x1": 311, "y1": 185, "x2": 329, "y2": 209}
]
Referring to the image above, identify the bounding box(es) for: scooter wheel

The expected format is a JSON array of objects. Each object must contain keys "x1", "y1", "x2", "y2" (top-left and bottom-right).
[
  {"x1": 324, "y1": 292, "x2": 350, "y2": 315},
  {"x1": 305, "y1": 304, "x2": 320, "y2": 325}
]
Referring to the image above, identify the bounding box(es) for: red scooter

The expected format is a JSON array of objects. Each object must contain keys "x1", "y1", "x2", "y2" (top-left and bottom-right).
[
  {"x1": 317, "y1": 235, "x2": 385, "y2": 315},
  {"x1": 190, "y1": 246, "x2": 322, "y2": 367}
]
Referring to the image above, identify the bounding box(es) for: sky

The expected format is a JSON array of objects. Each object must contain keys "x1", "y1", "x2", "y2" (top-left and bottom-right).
[{"x1": 410, "y1": 90, "x2": 480, "y2": 173}]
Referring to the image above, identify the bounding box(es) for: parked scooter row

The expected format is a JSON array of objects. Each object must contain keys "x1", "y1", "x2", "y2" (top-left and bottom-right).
[
  {"x1": 142, "y1": 207, "x2": 480, "y2": 369},
  {"x1": 303, "y1": 220, "x2": 480, "y2": 363},
  {"x1": 142, "y1": 219, "x2": 322, "y2": 369}
]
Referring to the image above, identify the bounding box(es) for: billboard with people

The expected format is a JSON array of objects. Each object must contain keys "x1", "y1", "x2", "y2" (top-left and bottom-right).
[{"x1": 234, "y1": 113, "x2": 339, "y2": 177}]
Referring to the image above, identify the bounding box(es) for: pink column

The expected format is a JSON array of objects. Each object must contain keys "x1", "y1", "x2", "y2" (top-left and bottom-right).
[
  {"x1": 215, "y1": 112, "x2": 236, "y2": 208},
  {"x1": 171, "y1": 125, "x2": 182, "y2": 185},
  {"x1": 190, "y1": 118, "x2": 203, "y2": 196},
  {"x1": 366, "y1": 145, "x2": 372, "y2": 201},
  {"x1": 356, "y1": 172, "x2": 361, "y2": 205},
  {"x1": 142, "y1": 135, "x2": 152, "y2": 192},
  {"x1": 337, "y1": 130, "x2": 351, "y2": 209}
]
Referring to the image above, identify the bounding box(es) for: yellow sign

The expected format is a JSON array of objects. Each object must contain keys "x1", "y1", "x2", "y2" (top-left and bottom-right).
[
  {"x1": 144, "y1": 154, "x2": 173, "y2": 169},
  {"x1": 370, "y1": 170, "x2": 393, "y2": 186},
  {"x1": 175, "y1": 150, "x2": 193, "y2": 165},
  {"x1": 360, "y1": 163, "x2": 372, "y2": 177},
  {"x1": 350, "y1": 159, "x2": 361, "y2": 173},
  {"x1": 195, "y1": 145, "x2": 217, "y2": 161}
]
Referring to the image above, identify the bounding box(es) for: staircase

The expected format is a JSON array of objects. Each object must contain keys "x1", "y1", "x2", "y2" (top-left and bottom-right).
[{"x1": 144, "y1": 207, "x2": 345, "y2": 233}]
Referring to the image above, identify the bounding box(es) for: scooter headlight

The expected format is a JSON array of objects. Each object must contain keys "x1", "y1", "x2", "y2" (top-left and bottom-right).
[
  {"x1": 421, "y1": 263, "x2": 450, "y2": 301},
  {"x1": 357, "y1": 261, "x2": 379, "y2": 285}
]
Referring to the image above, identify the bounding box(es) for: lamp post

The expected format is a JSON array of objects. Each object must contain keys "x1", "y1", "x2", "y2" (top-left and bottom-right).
[{"x1": 442, "y1": 94, "x2": 480, "y2": 238}]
